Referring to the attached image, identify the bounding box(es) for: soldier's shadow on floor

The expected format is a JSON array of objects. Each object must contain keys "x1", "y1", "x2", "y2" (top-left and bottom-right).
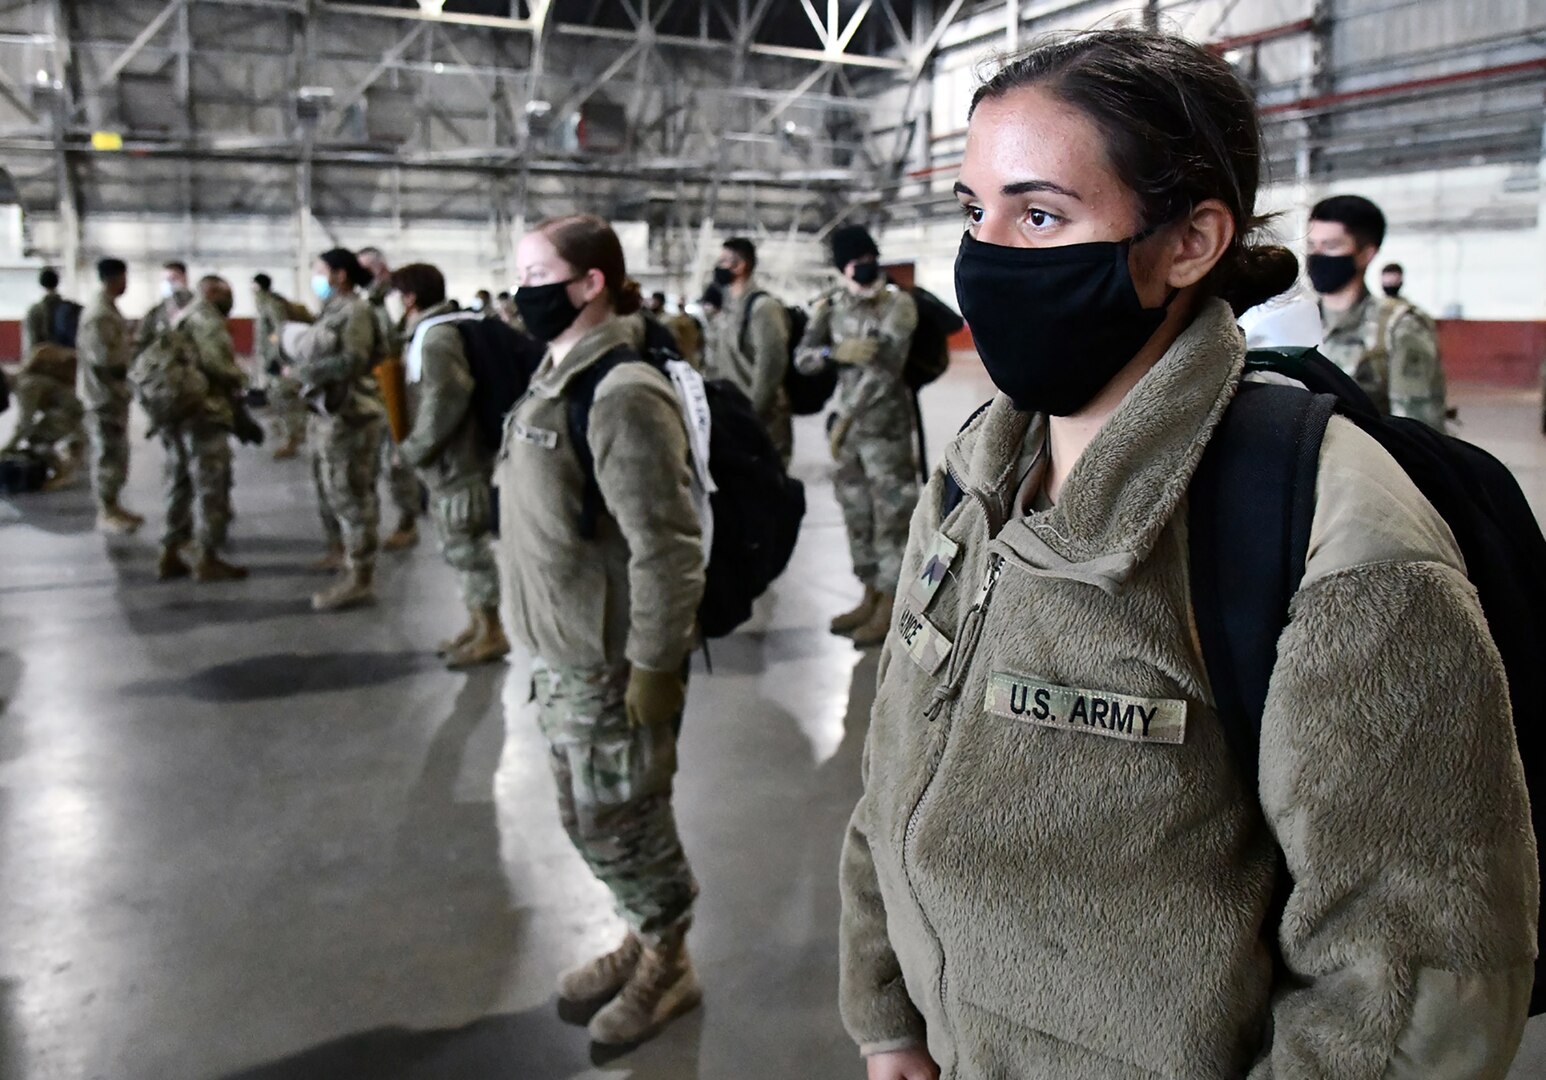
[
  {"x1": 216, "y1": 1005, "x2": 703, "y2": 1080},
  {"x1": 119, "y1": 596, "x2": 318, "y2": 635},
  {"x1": 1, "y1": 494, "x2": 97, "y2": 534},
  {"x1": 122, "y1": 650, "x2": 442, "y2": 702}
]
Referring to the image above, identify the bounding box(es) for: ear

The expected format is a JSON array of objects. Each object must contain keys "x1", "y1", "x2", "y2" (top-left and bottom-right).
[
  {"x1": 579, "y1": 268, "x2": 607, "y2": 306},
  {"x1": 1165, "y1": 199, "x2": 1236, "y2": 290}
]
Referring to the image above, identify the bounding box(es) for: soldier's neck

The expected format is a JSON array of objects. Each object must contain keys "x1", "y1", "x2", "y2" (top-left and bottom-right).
[{"x1": 1320, "y1": 280, "x2": 1368, "y2": 315}]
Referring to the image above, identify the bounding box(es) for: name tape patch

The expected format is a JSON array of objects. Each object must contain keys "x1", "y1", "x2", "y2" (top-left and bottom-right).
[
  {"x1": 510, "y1": 421, "x2": 559, "y2": 450},
  {"x1": 908, "y1": 531, "x2": 960, "y2": 609},
  {"x1": 898, "y1": 605, "x2": 953, "y2": 676},
  {"x1": 986, "y1": 673, "x2": 1187, "y2": 745}
]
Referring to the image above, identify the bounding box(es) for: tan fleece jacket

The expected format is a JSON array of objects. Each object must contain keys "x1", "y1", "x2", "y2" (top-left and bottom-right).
[
  {"x1": 494, "y1": 316, "x2": 704, "y2": 674},
  {"x1": 839, "y1": 298, "x2": 1538, "y2": 1079},
  {"x1": 398, "y1": 301, "x2": 488, "y2": 493}
]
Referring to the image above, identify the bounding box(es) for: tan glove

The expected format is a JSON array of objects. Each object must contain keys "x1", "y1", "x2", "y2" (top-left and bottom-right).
[
  {"x1": 832, "y1": 337, "x2": 880, "y2": 364},
  {"x1": 625, "y1": 665, "x2": 687, "y2": 729},
  {"x1": 829, "y1": 415, "x2": 855, "y2": 459}
]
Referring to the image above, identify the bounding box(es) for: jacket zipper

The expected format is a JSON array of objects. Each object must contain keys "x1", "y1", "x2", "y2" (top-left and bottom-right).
[{"x1": 901, "y1": 549, "x2": 1006, "y2": 1075}]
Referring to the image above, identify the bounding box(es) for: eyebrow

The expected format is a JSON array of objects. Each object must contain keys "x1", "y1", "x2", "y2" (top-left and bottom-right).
[{"x1": 953, "y1": 179, "x2": 1083, "y2": 201}]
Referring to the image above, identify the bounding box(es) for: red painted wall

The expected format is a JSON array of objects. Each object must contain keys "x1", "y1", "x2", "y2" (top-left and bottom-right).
[
  {"x1": 1437, "y1": 319, "x2": 1546, "y2": 389},
  {"x1": 0, "y1": 317, "x2": 257, "y2": 367}
]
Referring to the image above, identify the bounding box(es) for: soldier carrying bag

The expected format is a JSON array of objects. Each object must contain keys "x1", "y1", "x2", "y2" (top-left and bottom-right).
[
  {"x1": 129, "y1": 325, "x2": 209, "y2": 434},
  {"x1": 737, "y1": 289, "x2": 830, "y2": 417}
]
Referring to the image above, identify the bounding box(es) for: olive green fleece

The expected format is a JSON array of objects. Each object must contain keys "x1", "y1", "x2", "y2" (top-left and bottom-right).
[
  {"x1": 398, "y1": 300, "x2": 488, "y2": 492},
  {"x1": 839, "y1": 298, "x2": 1537, "y2": 1079}
]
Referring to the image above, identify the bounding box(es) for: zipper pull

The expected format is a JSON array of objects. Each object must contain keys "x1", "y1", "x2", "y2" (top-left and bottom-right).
[{"x1": 924, "y1": 553, "x2": 1005, "y2": 723}]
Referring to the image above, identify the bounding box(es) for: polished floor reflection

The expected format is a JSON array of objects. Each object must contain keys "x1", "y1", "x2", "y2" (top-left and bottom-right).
[{"x1": 1, "y1": 367, "x2": 1543, "y2": 1079}]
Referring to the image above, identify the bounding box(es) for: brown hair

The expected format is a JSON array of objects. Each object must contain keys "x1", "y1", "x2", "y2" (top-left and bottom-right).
[
  {"x1": 390, "y1": 263, "x2": 446, "y2": 308},
  {"x1": 972, "y1": 28, "x2": 1298, "y2": 316},
  {"x1": 535, "y1": 213, "x2": 642, "y2": 316}
]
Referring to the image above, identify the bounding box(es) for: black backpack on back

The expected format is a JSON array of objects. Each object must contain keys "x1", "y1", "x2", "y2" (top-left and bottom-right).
[
  {"x1": 50, "y1": 300, "x2": 83, "y2": 349},
  {"x1": 737, "y1": 289, "x2": 831, "y2": 417},
  {"x1": 454, "y1": 317, "x2": 545, "y2": 453},
  {"x1": 567, "y1": 320, "x2": 807, "y2": 638},
  {"x1": 902, "y1": 285, "x2": 964, "y2": 391}
]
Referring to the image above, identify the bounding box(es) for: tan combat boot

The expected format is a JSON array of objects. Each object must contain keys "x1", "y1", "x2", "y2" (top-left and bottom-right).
[
  {"x1": 558, "y1": 933, "x2": 642, "y2": 1005},
  {"x1": 587, "y1": 932, "x2": 702, "y2": 1046},
  {"x1": 312, "y1": 543, "x2": 346, "y2": 572},
  {"x1": 446, "y1": 607, "x2": 511, "y2": 669},
  {"x1": 437, "y1": 615, "x2": 479, "y2": 657},
  {"x1": 829, "y1": 586, "x2": 880, "y2": 636},
  {"x1": 382, "y1": 514, "x2": 419, "y2": 552},
  {"x1": 157, "y1": 545, "x2": 191, "y2": 581},
  {"x1": 849, "y1": 591, "x2": 895, "y2": 649},
  {"x1": 194, "y1": 552, "x2": 250, "y2": 583},
  {"x1": 98, "y1": 504, "x2": 144, "y2": 535},
  {"x1": 311, "y1": 565, "x2": 375, "y2": 612}
]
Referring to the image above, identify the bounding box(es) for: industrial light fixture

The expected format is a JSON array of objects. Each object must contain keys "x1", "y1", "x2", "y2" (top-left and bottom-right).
[{"x1": 417, "y1": 0, "x2": 446, "y2": 12}]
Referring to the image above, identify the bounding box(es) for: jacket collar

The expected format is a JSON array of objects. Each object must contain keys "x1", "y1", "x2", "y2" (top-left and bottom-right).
[
  {"x1": 1320, "y1": 287, "x2": 1373, "y2": 336},
  {"x1": 533, "y1": 316, "x2": 637, "y2": 397},
  {"x1": 945, "y1": 298, "x2": 1244, "y2": 591}
]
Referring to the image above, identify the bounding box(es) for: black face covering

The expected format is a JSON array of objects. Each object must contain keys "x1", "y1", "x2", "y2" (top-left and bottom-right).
[
  {"x1": 514, "y1": 279, "x2": 582, "y2": 343},
  {"x1": 954, "y1": 231, "x2": 1172, "y2": 416},
  {"x1": 851, "y1": 260, "x2": 881, "y2": 287},
  {"x1": 712, "y1": 266, "x2": 736, "y2": 288},
  {"x1": 1306, "y1": 253, "x2": 1360, "y2": 295},
  {"x1": 1382, "y1": 282, "x2": 1403, "y2": 298}
]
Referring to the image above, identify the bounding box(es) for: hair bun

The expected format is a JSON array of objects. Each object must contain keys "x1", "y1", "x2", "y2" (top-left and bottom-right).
[
  {"x1": 1215, "y1": 243, "x2": 1299, "y2": 316},
  {"x1": 616, "y1": 278, "x2": 644, "y2": 317}
]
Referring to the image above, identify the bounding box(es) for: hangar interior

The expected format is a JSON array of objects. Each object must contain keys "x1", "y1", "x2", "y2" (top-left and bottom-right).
[{"x1": 1, "y1": 0, "x2": 1545, "y2": 1078}]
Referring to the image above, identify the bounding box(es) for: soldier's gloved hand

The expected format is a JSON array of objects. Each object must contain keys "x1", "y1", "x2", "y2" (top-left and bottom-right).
[
  {"x1": 625, "y1": 665, "x2": 686, "y2": 729},
  {"x1": 832, "y1": 338, "x2": 879, "y2": 365},
  {"x1": 829, "y1": 415, "x2": 855, "y2": 458}
]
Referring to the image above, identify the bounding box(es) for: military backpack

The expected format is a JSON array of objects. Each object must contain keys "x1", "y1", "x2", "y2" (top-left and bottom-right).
[{"x1": 129, "y1": 324, "x2": 208, "y2": 431}]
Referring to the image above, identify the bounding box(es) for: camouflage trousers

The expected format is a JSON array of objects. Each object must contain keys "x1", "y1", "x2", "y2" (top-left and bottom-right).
[
  {"x1": 161, "y1": 421, "x2": 233, "y2": 553},
  {"x1": 4, "y1": 373, "x2": 85, "y2": 466},
  {"x1": 85, "y1": 396, "x2": 132, "y2": 510},
  {"x1": 532, "y1": 659, "x2": 698, "y2": 945},
  {"x1": 382, "y1": 437, "x2": 420, "y2": 525},
  {"x1": 426, "y1": 478, "x2": 499, "y2": 609},
  {"x1": 310, "y1": 413, "x2": 385, "y2": 572},
  {"x1": 833, "y1": 408, "x2": 920, "y2": 593},
  {"x1": 268, "y1": 373, "x2": 307, "y2": 446}
]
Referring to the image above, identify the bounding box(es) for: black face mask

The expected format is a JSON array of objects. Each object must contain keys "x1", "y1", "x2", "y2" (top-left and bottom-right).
[
  {"x1": 1306, "y1": 253, "x2": 1360, "y2": 295},
  {"x1": 514, "y1": 279, "x2": 583, "y2": 343},
  {"x1": 954, "y1": 231, "x2": 1172, "y2": 416},
  {"x1": 1382, "y1": 282, "x2": 1402, "y2": 298},
  {"x1": 712, "y1": 266, "x2": 736, "y2": 288},
  {"x1": 850, "y1": 261, "x2": 881, "y2": 287}
]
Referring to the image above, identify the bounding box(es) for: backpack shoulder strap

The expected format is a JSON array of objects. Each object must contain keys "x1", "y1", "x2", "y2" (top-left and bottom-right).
[
  {"x1": 1189, "y1": 380, "x2": 1336, "y2": 789},
  {"x1": 737, "y1": 290, "x2": 770, "y2": 351},
  {"x1": 567, "y1": 344, "x2": 653, "y2": 540}
]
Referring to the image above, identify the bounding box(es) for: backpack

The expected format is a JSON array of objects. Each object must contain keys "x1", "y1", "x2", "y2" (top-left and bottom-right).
[
  {"x1": 941, "y1": 346, "x2": 1546, "y2": 1011},
  {"x1": 568, "y1": 320, "x2": 806, "y2": 638},
  {"x1": 50, "y1": 299, "x2": 83, "y2": 349},
  {"x1": 454, "y1": 317, "x2": 545, "y2": 453},
  {"x1": 902, "y1": 285, "x2": 964, "y2": 391},
  {"x1": 738, "y1": 290, "x2": 830, "y2": 417},
  {"x1": 129, "y1": 326, "x2": 208, "y2": 430},
  {"x1": 0, "y1": 450, "x2": 48, "y2": 495}
]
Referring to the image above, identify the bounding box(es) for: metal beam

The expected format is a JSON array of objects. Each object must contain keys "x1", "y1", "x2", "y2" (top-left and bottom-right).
[
  {"x1": 324, "y1": 22, "x2": 430, "y2": 134},
  {"x1": 94, "y1": 0, "x2": 184, "y2": 90}
]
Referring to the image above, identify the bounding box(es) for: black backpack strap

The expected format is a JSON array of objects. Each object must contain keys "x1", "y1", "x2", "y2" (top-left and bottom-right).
[
  {"x1": 737, "y1": 290, "x2": 769, "y2": 352},
  {"x1": 1189, "y1": 381, "x2": 1336, "y2": 789},
  {"x1": 567, "y1": 344, "x2": 654, "y2": 541}
]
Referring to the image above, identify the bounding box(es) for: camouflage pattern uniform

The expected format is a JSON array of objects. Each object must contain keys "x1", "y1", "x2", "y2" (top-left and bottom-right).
[
  {"x1": 76, "y1": 288, "x2": 135, "y2": 510},
  {"x1": 256, "y1": 286, "x2": 307, "y2": 447},
  {"x1": 366, "y1": 280, "x2": 421, "y2": 524},
  {"x1": 135, "y1": 288, "x2": 196, "y2": 353},
  {"x1": 10, "y1": 294, "x2": 86, "y2": 469},
  {"x1": 161, "y1": 298, "x2": 245, "y2": 556},
  {"x1": 532, "y1": 660, "x2": 698, "y2": 945},
  {"x1": 295, "y1": 291, "x2": 387, "y2": 572},
  {"x1": 799, "y1": 284, "x2": 920, "y2": 593},
  {"x1": 399, "y1": 302, "x2": 498, "y2": 608},
  {"x1": 704, "y1": 282, "x2": 792, "y2": 463},
  {"x1": 1320, "y1": 290, "x2": 1446, "y2": 430}
]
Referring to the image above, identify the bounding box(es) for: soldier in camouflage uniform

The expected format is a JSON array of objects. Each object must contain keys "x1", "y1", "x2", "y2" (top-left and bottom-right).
[
  {"x1": 705, "y1": 237, "x2": 793, "y2": 463},
  {"x1": 156, "y1": 277, "x2": 250, "y2": 583},
  {"x1": 292, "y1": 248, "x2": 387, "y2": 611},
  {"x1": 391, "y1": 263, "x2": 509, "y2": 668},
  {"x1": 76, "y1": 258, "x2": 146, "y2": 533},
  {"x1": 7, "y1": 268, "x2": 86, "y2": 487},
  {"x1": 135, "y1": 261, "x2": 196, "y2": 353},
  {"x1": 253, "y1": 273, "x2": 308, "y2": 459},
  {"x1": 357, "y1": 247, "x2": 422, "y2": 550},
  {"x1": 796, "y1": 224, "x2": 919, "y2": 647},
  {"x1": 1308, "y1": 195, "x2": 1447, "y2": 430}
]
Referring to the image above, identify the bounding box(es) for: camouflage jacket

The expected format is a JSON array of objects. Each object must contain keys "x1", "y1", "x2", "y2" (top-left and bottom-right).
[
  {"x1": 76, "y1": 288, "x2": 133, "y2": 411},
  {"x1": 704, "y1": 280, "x2": 790, "y2": 422},
  {"x1": 292, "y1": 290, "x2": 386, "y2": 424},
  {"x1": 1320, "y1": 290, "x2": 1446, "y2": 430},
  {"x1": 178, "y1": 297, "x2": 247, "y2": 431},
  {"x1": 367, "y1": 278, "x2": 402, "y2": 359},
  {"x1": 399, "y1": 300, "x2": 489, "y2": 490},
  {"x1": 23, "y1": 294, "x2": 59, "y2": 353},
  {"x1": 798, "y1": 283, "x2": 918, "y2": 426},
  {"x1": 135, "y1": 288, "x2": 196, "y2": 354},
  {"x1": 254, "y1": 289, "x2": 294, "y2": 367}
]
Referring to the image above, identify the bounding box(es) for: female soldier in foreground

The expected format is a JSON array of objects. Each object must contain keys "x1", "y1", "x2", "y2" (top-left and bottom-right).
[
  {"x1": 840, "y1": 29, "x2": 1537, "y2": 1080},
  {"x1": 497, "y1": 214, "x2": 705, "y2": 1047}
]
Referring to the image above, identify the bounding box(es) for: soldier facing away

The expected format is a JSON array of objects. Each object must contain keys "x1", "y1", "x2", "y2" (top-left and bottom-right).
[
  {"x1": 795, "y1": 224, "x2": 919, "y2": 647},
  {"x1": 77, "y1": 258, "x2": 146, "y2": 533},
  {"x1": 1307, "y1": 195, "x2": 1447, "y2": 430},
  {"x1": 253, "y1": 273, "x2": 308, "y2": 460},
  {"x1": 391, "y1": 262, "x2": 510, "y2": 669},
  {"x1": 704, "y1": 237, "x2": 792, "y2": 463},
  {"x1": 6, "y1": 267, "x2": 86, "y2": 488},
  {"x1": 155, "y1": 276, "x2": 250, "y2": 583}
]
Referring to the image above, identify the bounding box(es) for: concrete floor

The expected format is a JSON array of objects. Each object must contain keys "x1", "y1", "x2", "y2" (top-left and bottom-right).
[{"x1": 1, "y1": 366, "x2": 1543, "y2": 1080}]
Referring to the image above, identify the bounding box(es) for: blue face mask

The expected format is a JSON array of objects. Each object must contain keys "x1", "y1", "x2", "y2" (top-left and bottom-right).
[{"x1": 311, "y1": 274, "x2": 333, "y2": 301}]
